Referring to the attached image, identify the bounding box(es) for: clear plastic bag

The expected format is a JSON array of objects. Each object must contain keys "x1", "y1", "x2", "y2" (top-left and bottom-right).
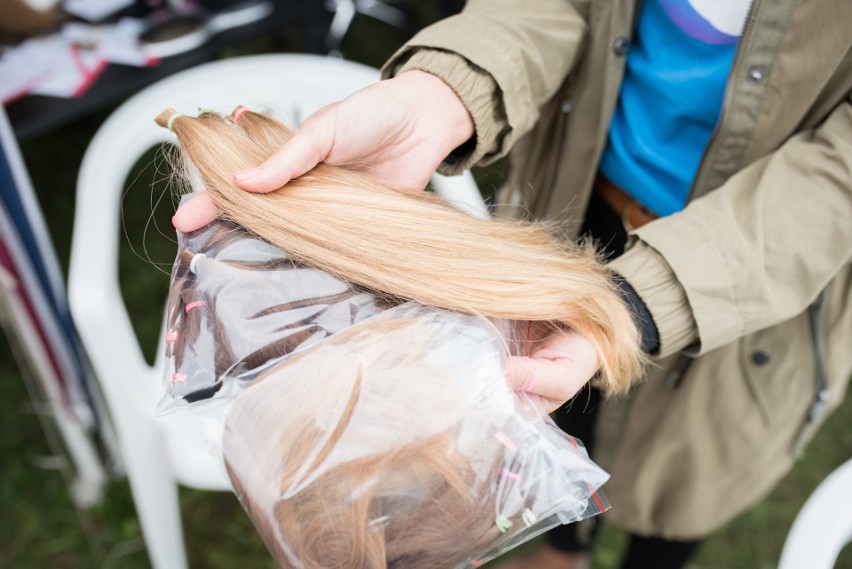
[
  {"x1": 160, "y1": 219, "x2": 385, "y2": 411},
  {"x1": 162, "y1": 222, "x2": 610, "y2": 567},
  {"x1": 223, "y1": 304, "x2": 609, "y2": 569}
]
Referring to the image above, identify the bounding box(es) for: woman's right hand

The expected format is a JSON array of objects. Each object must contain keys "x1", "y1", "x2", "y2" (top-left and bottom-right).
[{"x1": 172, "y1": 70, "x2": 475, "y2": 232}]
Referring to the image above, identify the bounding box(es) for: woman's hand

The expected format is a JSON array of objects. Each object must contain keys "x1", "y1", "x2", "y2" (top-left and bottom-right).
[
  {"x1": 505, "y1": 325, "x2": 601, "y2": 413},
  {"x1": 172, "y1": 70, "x2": 474, "y2": 232}
]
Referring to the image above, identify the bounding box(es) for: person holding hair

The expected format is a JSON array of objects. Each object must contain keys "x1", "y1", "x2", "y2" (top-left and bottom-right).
[{"x1": 174, "y1": 1, "x2": 852, "y2": 567}]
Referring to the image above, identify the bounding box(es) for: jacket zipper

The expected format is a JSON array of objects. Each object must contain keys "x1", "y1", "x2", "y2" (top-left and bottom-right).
[
  {"x1": 793, "y1": 290, "x2": 830, "y2": 456},
  {"x1": 685, "y1": 0, "x2": 759, "y2": 202}
]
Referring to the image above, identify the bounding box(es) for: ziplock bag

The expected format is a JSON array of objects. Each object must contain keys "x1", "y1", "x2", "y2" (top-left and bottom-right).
[
  {"x1": 222, "y1": 303, "x2": 609, "y2": 569},
  {"x1": 161, "y1": 221, "x2": 610, "y2": 567}
]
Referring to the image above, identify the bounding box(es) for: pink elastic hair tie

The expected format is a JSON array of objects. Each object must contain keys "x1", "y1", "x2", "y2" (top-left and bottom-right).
[
  {"x1": 184, "y1": 300, "x2": 208, "y2": 313},
  {"x1": 165, "y1": 331, "x2": 179, "y2": 342},
  {"x1": 517, "y1": 356, "x2": 538, "y2": 393},
  {"x1": 171, "y1": 373, "x2": 187, "y2": 384},
  {"x1": 232, "y1": 106, "x2": 250, "y2": 123}
]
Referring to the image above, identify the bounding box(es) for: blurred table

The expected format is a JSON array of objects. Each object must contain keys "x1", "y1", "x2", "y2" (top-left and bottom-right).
[{"x1": 5, "y1": 0, "x2": 324, "y2": 140}]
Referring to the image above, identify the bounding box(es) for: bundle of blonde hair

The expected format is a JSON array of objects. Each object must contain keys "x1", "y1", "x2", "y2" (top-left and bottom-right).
[{"x1": 156, "y1": 106, "x2": 643, "y2": 392}]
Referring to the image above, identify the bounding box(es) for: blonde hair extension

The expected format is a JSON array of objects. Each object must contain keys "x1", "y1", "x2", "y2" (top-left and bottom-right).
[{"x1": 155, "y1": 107, "x2": 644, "y2": 391}]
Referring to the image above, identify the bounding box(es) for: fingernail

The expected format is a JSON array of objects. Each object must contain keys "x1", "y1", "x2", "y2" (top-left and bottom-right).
[{"x1": 234, "y1": 167, "x2": 261, "y2": 184}]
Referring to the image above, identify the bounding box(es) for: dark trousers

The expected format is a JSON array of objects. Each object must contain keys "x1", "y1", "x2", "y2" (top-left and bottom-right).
[{"x1": 545, "y1": 192, "x2": 702, "y2": 569}]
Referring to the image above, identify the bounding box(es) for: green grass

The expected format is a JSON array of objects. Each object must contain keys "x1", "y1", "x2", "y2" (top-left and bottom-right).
[{"x1": 2, "y1": 6, "x2": 851, "y2": 568}]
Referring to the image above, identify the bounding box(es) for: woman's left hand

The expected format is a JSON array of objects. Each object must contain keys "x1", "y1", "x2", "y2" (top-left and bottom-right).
[{"x1": 506, "y1": 326, "x2": 601, "y2": 413}]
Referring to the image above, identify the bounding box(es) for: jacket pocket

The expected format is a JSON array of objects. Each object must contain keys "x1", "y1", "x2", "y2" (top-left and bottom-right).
[{"x1": 738, "y1": 314, "x2": 815, "y2": 429}]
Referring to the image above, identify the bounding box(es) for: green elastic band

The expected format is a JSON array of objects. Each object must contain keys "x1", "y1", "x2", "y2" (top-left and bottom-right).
[
  {"x1": 167, "y1": 112, "x2": 184, "y2": 132},
  {"x1": 495, "y1": 514, "x2": 513, "y2": 533},
  {"x1": 197, "y1": 107, "x2": 215, "y2": 115}
]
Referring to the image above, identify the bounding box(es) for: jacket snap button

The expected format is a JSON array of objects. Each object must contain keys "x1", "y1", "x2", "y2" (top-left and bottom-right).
[
  {"x1": 613, "y1": 36, "x2": 630, "y2": 56},
  {"x1": 746, "y1": 66, "x2": 765, "y2": 83},
  {"x1": 751, "y1": 350, "x2": 771, "y2": 366},
  {"x1": 560, "y1": 98, "x2": 574, "y2": 113}
]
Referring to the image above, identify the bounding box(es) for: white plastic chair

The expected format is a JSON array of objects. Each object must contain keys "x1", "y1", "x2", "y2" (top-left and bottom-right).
[
  {"x1": 778, "y1": 457, "x2": 852, "y2": 569},
  {"x1": 68, "y1": 53, "x2": 487, "y2": 569}
]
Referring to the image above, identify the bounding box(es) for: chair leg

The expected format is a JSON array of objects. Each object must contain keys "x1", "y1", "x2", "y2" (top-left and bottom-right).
[
  {"x1": 123, "y1": 432, "x2": 189, "y2": 569},
  {"x1": 325, "y1": 0, "x2": 356, "y2": 55}
]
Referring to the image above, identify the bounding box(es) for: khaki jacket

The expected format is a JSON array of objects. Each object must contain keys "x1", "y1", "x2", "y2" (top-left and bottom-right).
[{"x1": 383, "y1": 0, "x2": 852, "y2": 538}]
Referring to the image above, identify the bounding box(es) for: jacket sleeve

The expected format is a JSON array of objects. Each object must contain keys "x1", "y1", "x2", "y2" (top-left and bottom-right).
[
  {"x1": 609, "y1": 92, "x2": 852, "y2": 357},
  {"x1": 382, "y1": 0, "x2": 588, "y2": 173}
]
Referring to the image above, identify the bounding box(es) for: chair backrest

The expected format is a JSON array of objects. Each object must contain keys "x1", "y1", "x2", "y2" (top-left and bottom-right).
[{"x1": 69, "y1": 53, "x2": 486, "y2": 489}]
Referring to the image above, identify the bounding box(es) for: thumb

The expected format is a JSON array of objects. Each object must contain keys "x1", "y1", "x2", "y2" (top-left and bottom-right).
[
  {"x1": 506, "y1": 354, "x2": 595, "y2": 404},
  {"x1": 505, "y1": 356, "x2": 539, "y2": 392},
  {"x1": 233, "y1": 120, "x2": 333, "y2": 193},
  {"x1": 173, "y1": 190, "x2": 218, "y2": 233}
]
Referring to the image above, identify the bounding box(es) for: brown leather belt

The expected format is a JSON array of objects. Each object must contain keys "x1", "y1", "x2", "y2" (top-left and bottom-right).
[{"x1": 595, "y1": 174, "x2": 659, "y2": 230}]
